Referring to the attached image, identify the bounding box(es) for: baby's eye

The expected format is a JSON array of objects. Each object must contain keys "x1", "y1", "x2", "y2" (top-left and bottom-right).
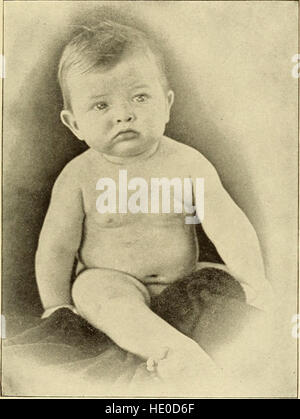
[
  {"x1": 133, "y1": 94, "x2": 149, "y2": 103},
  {"x1": 94, "y1": 102, "x2": 108, "y2": 111}
]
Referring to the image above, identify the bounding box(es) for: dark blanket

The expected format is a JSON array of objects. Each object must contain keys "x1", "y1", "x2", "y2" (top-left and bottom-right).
[{"x1": 3, "y1": 268, "x2": 262, "y2": 397}]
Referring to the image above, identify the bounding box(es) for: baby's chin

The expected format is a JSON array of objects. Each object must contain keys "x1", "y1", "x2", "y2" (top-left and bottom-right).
[{"x1": 92, "y1": 139, "x2": 158, "y2": 158}]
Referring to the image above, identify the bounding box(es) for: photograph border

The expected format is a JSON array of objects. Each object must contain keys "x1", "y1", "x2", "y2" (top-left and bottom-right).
[{"x1": 0, "y1": 0, "x2": 299, "y2": 400}]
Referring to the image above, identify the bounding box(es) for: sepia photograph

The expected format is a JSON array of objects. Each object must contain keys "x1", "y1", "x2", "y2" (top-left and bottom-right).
[{"x1": 1, "y1": 0, "x2": 299, "y2": 398}]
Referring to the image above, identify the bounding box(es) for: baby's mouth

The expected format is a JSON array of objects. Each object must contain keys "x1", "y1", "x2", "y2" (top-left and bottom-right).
[{"x1": 113, "y1": 129, "x2": 139, "y2": 142}]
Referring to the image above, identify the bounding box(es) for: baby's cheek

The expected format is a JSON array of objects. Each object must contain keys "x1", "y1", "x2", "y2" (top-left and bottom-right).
[
  {"x1": 144, "y1": 113, "x2": 164, "y2": 131},
  {"x1": 151, "y1": 115, "x2": 168, "y2": 134},
  {"x1": 86, "y1": 119, "x2": 110, "y2": 140},
  {"x1": 103, "y1": 117, "x2": 115, "y2": 132}
]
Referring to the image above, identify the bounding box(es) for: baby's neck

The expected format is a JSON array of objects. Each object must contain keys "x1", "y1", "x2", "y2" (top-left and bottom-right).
[{"x1": 100, "y1": 140, "x2": 160, "y2": 165}]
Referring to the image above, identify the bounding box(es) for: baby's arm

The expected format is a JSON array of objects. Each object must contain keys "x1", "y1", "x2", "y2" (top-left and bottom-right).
[
  {"x1": 35, "y1": 166, "x2": 84, "y2": 312},
  {"x1": 192, "y1": 154, "x2": 272, "y2": 310}
]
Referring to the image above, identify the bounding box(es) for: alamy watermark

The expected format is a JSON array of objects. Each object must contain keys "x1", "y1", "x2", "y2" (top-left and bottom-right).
[
  {"x1": 1, "y1": 314, "x2": 6, "y2": 339},
  {"x1": 96, "y1": 170, "x2": 204, "y2": 224},
  {"x1": 291, "y1": 54, "x2": 300, "y2": 79},
  {"x1": 0, "y1": 55, "x2": 5, "y2": 79},
  {"x1": 291, "y1": 314, "x2": 299, "y2": 339}
]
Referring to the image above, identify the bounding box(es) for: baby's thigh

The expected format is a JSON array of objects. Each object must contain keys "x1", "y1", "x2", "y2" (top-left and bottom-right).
[{"x1": 72, "y1": 268, "x2": 151, "y2": 315}]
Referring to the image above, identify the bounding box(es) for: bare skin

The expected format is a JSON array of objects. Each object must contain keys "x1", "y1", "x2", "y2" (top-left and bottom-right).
[{"x1": 36, "y1": 50, "x2": 271, "y2": 381}]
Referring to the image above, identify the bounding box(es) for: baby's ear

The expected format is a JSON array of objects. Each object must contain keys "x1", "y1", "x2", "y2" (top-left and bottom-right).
[
  {"x1": 165, "y1": 90, "x2": 174, "y2": 123},
  {"x1": 60, "y1": 110, "x2": 84, "y2": 141}
]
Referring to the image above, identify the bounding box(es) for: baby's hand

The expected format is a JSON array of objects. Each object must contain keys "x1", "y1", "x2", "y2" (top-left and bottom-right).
[{"x1": 42, "y1": 304, "x2": 79, "y2": 319}]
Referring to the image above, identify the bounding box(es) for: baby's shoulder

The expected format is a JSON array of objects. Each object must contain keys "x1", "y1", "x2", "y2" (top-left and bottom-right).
[
  {"x1": 161, "y1": 137, "x2": 217, "y2": 174},
  {"x1": 54, "y1": 149, "x2": 95, "y2": 190}
]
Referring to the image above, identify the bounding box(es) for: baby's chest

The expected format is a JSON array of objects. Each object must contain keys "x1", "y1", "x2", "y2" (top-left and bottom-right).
[{"x1": 82, "y1": 170, "x2": 196, "y2": 228}]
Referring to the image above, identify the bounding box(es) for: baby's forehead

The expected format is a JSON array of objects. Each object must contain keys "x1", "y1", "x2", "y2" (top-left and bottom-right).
[
  {"x1": 59, "y1": 24, "x2": 168, "y2": 109},
  {"x1": 67, "y1": 52, "x2": 163, "y2": 92}
]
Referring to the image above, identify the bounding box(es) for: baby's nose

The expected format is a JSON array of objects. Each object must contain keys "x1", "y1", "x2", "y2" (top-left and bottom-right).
[
  {"x1": 116, "y1": 115, "x2": 133, "y2": 123},
  {"x1": 115, "y1": 104, "x2": 135, "y2": 124}
]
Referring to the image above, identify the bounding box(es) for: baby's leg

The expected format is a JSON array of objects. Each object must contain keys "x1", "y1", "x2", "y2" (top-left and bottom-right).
[{"x1": 72, "y1": 268, "x2": 216, "y2": 380}]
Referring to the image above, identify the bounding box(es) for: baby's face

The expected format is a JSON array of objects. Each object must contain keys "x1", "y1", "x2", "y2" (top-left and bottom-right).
[{"x1": 61, "y1": 52, "x2": 174, "y2": 157}]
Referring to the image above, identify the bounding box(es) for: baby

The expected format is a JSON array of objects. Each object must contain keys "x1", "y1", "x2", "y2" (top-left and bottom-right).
[{"x1": 36, "y1": 21, "x2": 271, "y2": 379}]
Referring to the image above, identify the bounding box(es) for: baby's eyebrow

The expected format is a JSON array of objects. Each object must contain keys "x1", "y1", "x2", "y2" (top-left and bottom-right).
[
  {"x1": 131, "y1": 84, "x2": 150, "y2": 90},
  {"x1": 89, "y1": 94, "x2": 108, "y2": 100}
]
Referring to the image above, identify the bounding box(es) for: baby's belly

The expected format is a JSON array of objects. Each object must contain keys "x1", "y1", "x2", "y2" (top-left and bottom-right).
[{"x1": 78, "y1": 213, "x2": 198, "y2": 289}]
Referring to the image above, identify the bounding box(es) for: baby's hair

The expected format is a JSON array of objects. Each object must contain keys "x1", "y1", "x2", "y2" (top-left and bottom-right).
[{"x1": 58, "y1": 20, "x2": 169, "y2": 110}]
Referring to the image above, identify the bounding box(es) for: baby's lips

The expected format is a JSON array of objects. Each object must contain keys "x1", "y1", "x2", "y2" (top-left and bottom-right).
[{"x1": 113, "y1": 129, "x2": 139, "y2": 142}]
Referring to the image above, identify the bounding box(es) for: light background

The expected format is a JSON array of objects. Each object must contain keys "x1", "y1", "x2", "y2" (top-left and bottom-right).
[{"x1": 3, "y1": 1, "x2": 298, "y2": 396}]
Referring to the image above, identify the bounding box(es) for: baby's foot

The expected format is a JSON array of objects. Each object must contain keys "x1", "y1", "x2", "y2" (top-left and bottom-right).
[
  {"x1": 155, "y1": 342, "x2": 218, "y2": 384},
  {"x1": 146, "y1": 347, "x2": 170, "y2": 373}
]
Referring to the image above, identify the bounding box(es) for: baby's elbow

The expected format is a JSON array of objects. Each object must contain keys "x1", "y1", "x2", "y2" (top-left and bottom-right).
[{"x1": 36, "y1": 235, "x2": 79, "y2": 259}]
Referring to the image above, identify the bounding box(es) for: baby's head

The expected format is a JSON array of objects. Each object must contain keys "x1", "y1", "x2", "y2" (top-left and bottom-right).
[{"x1": 58, "y1": 21, "x2": 174, "y2": 157}]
